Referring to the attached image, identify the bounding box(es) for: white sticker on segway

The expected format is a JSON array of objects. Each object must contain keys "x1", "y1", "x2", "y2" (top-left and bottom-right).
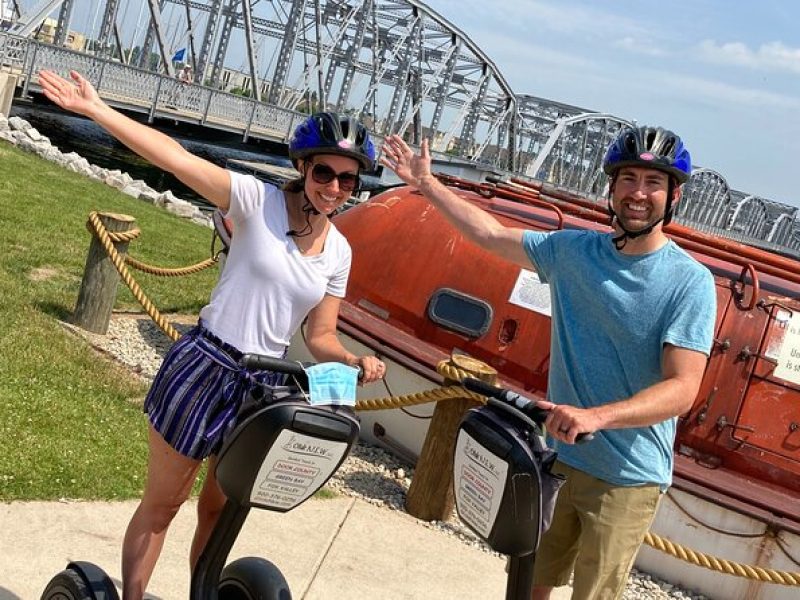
[
  {"x1": 453, "y1": 431, "x2": 509, "y2": 538},
  {"x1": 250, "y1": 429, "x2": 348, "y2": 510},
  {"x1": 508, "y1": 269, "x2": 551, "y2": 316}
]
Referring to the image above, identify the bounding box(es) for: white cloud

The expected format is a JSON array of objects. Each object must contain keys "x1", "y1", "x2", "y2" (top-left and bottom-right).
[
  {"x1": 431, "y1": 0, "x2": 647, "y2": 41},
  {"x1": 662, "y1": 73, "x2": 800, "y2": 111},
  {"x1": 614, "y1": 36, "x2": 667, "y2": 57},
  {"x1": 698, "y1": 40, "x2": 800, "y2": 74},
  {"x1": 507, "y1": 1, "x2": 636, "y2": 36}
]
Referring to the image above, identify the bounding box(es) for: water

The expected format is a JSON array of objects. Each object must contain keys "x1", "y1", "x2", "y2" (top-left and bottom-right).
[{"x1": 10, "y1": 105, "x2": 293, "y2": 210}]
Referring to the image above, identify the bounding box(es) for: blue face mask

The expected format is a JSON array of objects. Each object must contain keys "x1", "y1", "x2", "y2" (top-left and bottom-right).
[{"x1": 303, "y1": 363, "x2": 359, "y2": 406}]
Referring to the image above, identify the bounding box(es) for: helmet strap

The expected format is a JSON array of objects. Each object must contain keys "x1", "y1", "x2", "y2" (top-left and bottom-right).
[
  {"x1": 662, "y1": 178, "x2": 676, "y2": 226},
  {"x1": 287, "y1": 165, "x2": 326, "y2": 238}
]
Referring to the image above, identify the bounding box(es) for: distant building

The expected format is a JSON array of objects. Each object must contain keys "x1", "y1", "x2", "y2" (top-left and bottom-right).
[
  {"x1": 0, "y1": 0, "x2": 15, "y2": 30},
  {"x1": 220, "y1": 68, "x2": 270, "y2": 98},
  {"x1": 34, "y1": 17, "x2": 86, "y2": 51}
]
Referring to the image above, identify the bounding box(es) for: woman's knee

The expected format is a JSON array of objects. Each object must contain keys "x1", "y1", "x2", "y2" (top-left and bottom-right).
[{"x1": 138, "y1": 490, "x2": 190, "y2": 530}]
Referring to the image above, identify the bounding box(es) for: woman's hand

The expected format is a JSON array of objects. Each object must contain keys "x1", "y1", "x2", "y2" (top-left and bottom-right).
[
  {"x1": 380, "y1": 135, "x2": 434, "y2": 189},
  {"x1": 355, "y1": 355, "x2": 386, "y2": 384},
  {"x1": 38, "y1": 70, "x2": 105, "y2": 118}
]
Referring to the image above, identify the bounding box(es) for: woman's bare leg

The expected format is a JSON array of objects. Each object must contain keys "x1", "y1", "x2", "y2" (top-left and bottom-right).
[
  {"x1": 122, "y1": 425, "x2": 202, "y2": 600},
  {"x1": 190, "y1": 455, "x2": 228, "y2": 569}
]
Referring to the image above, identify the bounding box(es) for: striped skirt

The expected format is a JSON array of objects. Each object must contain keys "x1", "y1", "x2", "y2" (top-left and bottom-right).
[{"x1": 144, "y1": 322, "x2": 285, "y2": 459}]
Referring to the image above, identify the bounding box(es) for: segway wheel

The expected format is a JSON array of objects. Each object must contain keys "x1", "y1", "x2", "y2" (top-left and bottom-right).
[
  {"x1": 41, "y1": 568, "x2": 91, "y2": 600},
  {"x1": 41, "y1": 562, "x2": 119, "y2": 600},
  {"x1": 218, "y1": 557, "x2": 292, "y2": 600}
]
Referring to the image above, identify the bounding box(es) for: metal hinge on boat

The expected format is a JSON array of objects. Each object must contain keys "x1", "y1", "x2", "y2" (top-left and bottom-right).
[
  {"x1": 695, "y1": 387, "x2": 717, "y2": 424},
  {"x1": 716, "y1": 415, "x2": 756, "y2": 438},
  {"x1": 756, "y1": 298, "x2": 794, "y2": 316},
  {"x1": 736, "y1": 345, "x2": 778, "y2": 365},
  {"x1": 712, "y1": 338, "x2": 730, "y2": 353}
]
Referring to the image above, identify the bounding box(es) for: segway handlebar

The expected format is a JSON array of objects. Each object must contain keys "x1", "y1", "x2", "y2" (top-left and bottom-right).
[
  {"x1": 462, "y1": 378, "x2": 594, "y2": 443},
  {"x1": 240, "y1": 354, "x2": 307, "y2": 375},
  {"x1": 240, "y1": 354, "x2": 364, "y2": 379}
]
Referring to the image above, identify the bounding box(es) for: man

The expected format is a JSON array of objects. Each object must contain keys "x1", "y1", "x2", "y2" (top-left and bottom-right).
[
  {"x1": 178, "y1": 64, "x2": 193, "y2": 85},
  {"x1": 381, "y1": 126, "x2": 716, "y2": 600}
]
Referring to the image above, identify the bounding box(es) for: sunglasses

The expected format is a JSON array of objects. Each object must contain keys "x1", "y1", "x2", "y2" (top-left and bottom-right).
[{"x1": 310, "y1": 163, "x2": 360, "y2": 192}]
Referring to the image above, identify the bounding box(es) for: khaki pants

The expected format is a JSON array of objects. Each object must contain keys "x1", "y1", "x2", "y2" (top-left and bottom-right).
[{"x1": 532, "y1": 461, "x2": 662, "y2": 600}]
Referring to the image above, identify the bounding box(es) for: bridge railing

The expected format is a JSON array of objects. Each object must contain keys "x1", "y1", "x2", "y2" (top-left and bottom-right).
[
  {"x1": 3, "y1": 32, "x2": 306, "y2": 145},
  {"x1": 0, "y1": 32, "x2": 29, "y2": 69}
]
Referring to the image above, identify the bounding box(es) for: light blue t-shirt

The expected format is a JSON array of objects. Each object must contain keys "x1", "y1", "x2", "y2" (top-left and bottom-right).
[{"x1": 522, "y1": 229, "x2": 716, "y2": 489}]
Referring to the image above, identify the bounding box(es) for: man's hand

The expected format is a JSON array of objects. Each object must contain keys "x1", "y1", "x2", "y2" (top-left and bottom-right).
[
  {"x1": 380, "y1": 134, "x2": 434, "y2": 189},
  {"x1": 536, "y1": 400, "x2": 601, "y2": 444}
]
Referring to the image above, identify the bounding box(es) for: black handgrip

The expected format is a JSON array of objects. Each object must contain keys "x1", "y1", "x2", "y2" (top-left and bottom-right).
[
  {"x1": 240, "y1": 354, "x2": 365, "y2": 380},
  {"x1": 462, "y1": 377, "x2": 502, "y2": 397},
  {"x1": 463, "y1": 378, "x2": 548, "y2": 423},
  {"x1": 463, "y1": 378, "x2": 594, "y2": 443},
  {"x1": 240, "y1": 354, "x2": 306, "y2": 376}
]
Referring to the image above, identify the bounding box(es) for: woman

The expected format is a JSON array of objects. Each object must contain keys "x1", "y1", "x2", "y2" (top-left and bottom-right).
[{"x1": 38, "y1": 69, "x2": 386, "y2": 600}]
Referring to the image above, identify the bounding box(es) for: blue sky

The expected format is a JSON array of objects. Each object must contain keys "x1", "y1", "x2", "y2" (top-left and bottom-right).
[{"x1": 427, "y1": 0, "x2": 800, "y2": 207}]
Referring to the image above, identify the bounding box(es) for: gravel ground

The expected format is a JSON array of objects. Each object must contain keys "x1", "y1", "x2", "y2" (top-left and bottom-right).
[{"x1": 64, "y1": 313, "x2": 709, "y2": 600}]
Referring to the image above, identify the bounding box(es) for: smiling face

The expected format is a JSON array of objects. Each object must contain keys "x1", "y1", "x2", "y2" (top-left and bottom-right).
[
  {"x1": 610, "y1": 166, "x2": 675, "y2": 234},
  {"x1": 299, "y1": 154, "x2": 361, "y2": 215}
]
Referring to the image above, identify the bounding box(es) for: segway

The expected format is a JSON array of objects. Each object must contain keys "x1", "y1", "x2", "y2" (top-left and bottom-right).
[
  {"x1": 42, "y1": 355, "x2": 361, "y2": 600},
  {"x1": 453, "y1": 378, "x2": 592, "y2": 600}
]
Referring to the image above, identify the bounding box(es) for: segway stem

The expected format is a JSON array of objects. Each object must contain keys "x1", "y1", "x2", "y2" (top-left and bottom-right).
[{"x1": 506, "y1": 554, "x2": 536, "y2": 600}]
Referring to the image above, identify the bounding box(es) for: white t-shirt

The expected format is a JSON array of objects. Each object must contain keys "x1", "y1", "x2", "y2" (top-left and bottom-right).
[{"x1": 199, "y1": 171, "x2": 352, "y2": 356}]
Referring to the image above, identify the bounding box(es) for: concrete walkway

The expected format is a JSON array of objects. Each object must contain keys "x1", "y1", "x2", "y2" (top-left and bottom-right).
[{"x1": 0, "y1": 497, "x2": 572, "y2": 599}]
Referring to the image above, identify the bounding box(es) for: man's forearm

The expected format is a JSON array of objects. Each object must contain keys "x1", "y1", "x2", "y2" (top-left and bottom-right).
[
  {"x1": 592, "y1": 377, "x2": 699, "y2": 429},
  {"x1": 417, "y1": 175, "x2": 506, "y2": 247}
]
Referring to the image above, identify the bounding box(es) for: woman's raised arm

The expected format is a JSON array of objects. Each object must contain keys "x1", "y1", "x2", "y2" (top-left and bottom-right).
[{"x1": 38, "y1": 69, "x2": 231, "y2": 211}]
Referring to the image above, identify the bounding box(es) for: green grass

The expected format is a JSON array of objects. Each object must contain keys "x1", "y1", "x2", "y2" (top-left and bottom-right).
[{"x1": 0, "y1": 141, "x2": 220, "y2": 501}]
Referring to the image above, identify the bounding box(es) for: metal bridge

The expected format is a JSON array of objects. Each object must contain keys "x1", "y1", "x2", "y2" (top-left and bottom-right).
[{"x1": 2, "y1": 0, "x2": 799, "y2": 258}]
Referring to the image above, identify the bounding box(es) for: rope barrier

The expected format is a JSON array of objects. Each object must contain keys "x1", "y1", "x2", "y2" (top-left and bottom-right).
[
  {"x1": 644, "y1": 531, "x2": 800, "y2": 586},
  {"x1": 85, "y1": 213, "x2": 800, "y2": 586},
  {"x1": 87, "y1": 212, "x2": 182, "y2": 342},
  {"x1": 355, "y1": 385, "x2": 485, "y2": 411},
  {"x1": 97, "y1": 223, "x2": 219, "y2": 277},
  {"x1": 125, "y1": 255, "x2": 218, "y2": 277}
]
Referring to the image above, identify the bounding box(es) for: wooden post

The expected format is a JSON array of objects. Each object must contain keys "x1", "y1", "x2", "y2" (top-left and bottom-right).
[
  {"x1": 405, "y1": 354, "x2": 497, "y2": 521},
  {"x1": 73, "y1": 212, "x2": 136, "y2": 335}
]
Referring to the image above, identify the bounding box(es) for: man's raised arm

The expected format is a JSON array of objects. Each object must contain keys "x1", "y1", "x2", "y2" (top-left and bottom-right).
[{"x1": 381, "y1": 135, "x2": 529, "y2": 268}]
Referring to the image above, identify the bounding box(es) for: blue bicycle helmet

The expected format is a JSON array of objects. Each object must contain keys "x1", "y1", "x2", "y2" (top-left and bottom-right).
[
  {"x1": 603, "y1": 126, "x2": 692, "y2": 247},
  {"x1": 603, "y1": 125, "x2": 691, "y2": 183},
  {"x1": 289, "y1": 112, "x2": 376, "y2": 171}
]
